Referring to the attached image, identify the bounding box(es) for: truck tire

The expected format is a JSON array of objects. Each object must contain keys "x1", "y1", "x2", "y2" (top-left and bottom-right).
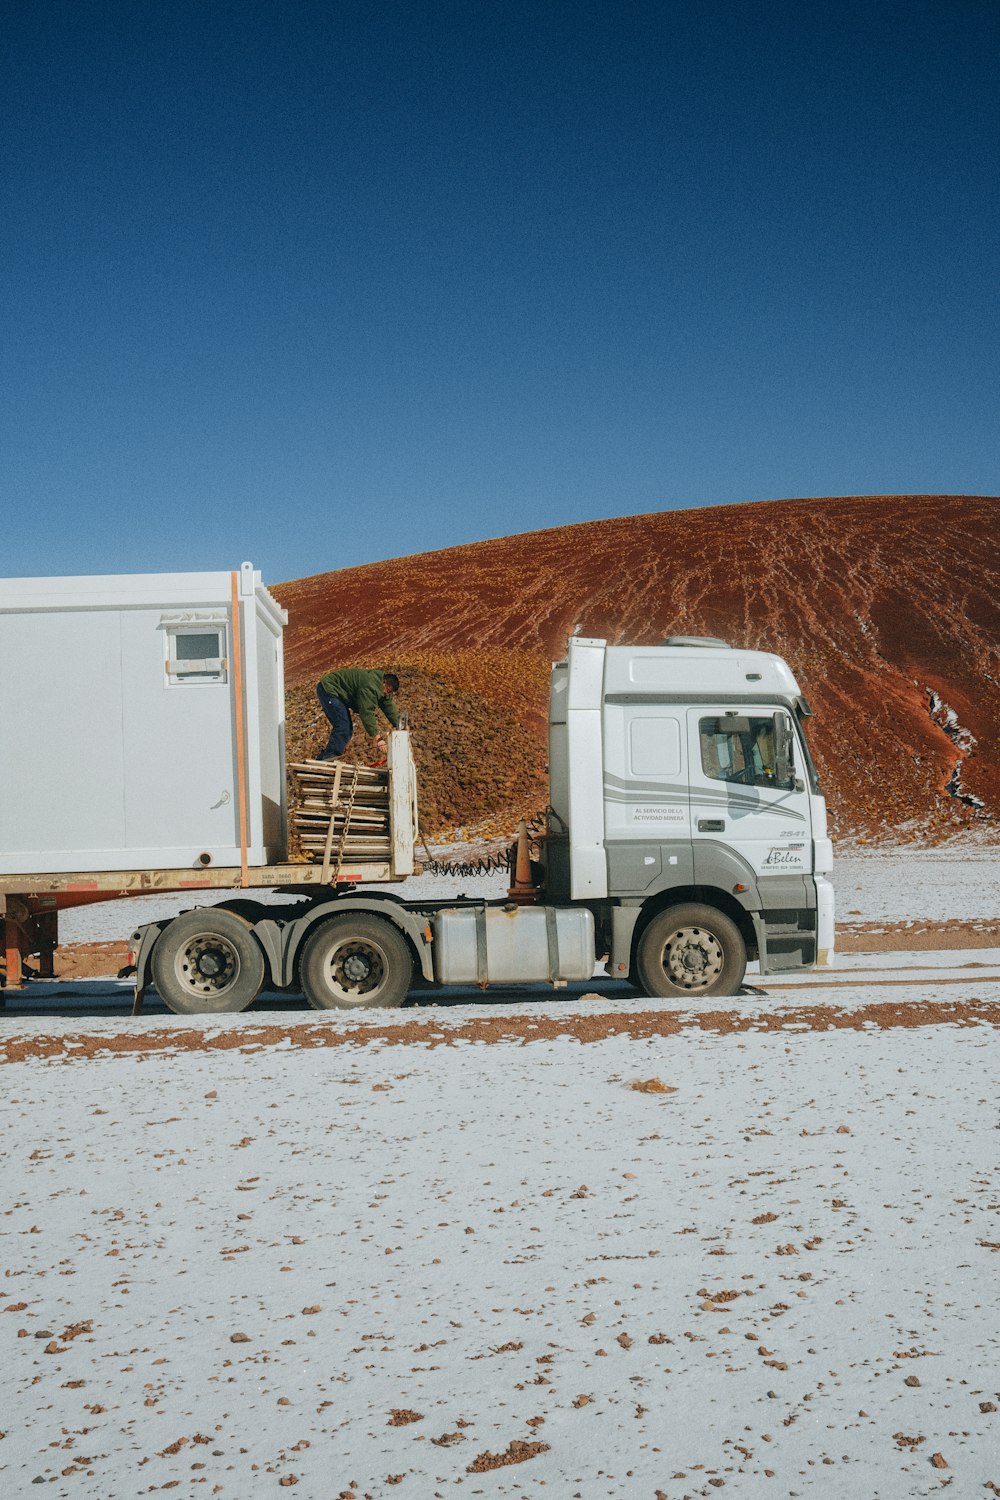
[
  {"x1": 635, "y1": 903, "x2": 746, "y2": 999},
  {"x1": 150, "y1": 909, "x2": 266, "y2": 1014},
  {"x1": 215, "y1": 899, "x2": 271, "y2": 923},
  {"x1": 299, "y1": 913, "x2": 413, "y2": 1010}
]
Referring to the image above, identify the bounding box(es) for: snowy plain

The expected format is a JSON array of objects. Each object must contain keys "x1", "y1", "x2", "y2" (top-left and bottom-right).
[{"x1": 4, "y1": 838, "x2": 1000, "y2": 1499}]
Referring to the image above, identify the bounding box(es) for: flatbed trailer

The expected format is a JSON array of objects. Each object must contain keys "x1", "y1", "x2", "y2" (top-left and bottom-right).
[
  {"x1": 0, "y1": 732, "x2": 421, "y2": 998},
  {"x1": 0, "y1": 861, "x2": 401, "y2": 990}
]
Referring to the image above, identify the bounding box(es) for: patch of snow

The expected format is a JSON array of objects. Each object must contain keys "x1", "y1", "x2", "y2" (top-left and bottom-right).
[
  {"x1": 3, "y1": 1011, "x2": 1000, "y2": 1495},
  {"x1": 831, "y1": 839, "x2": 1000, "y2": 922},
  {"x1": 926, "y1": 688, "x2": 987, "y2": 813}
]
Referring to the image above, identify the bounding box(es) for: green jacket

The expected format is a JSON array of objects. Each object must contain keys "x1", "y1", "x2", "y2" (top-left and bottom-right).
[{"x1": 319, "y1": 667, "x2": 400, "y2": 737}]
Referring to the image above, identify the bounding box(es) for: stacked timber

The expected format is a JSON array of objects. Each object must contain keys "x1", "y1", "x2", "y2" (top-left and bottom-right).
[{"x1": 288, "y1": 760, "x2": 392, "y2": 872}]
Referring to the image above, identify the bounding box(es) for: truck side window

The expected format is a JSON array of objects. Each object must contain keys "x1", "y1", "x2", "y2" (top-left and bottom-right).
[
  {"x1": 699, "y1": 715, "x2": 795, "y2": 790},
  {"x1": 629, "y1": 716, "x2": 682, "y2": 777}
]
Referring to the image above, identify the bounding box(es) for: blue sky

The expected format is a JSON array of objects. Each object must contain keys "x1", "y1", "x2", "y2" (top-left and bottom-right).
[{"x1": 3, "y1": 0, "x2": 997, "y2": 584}]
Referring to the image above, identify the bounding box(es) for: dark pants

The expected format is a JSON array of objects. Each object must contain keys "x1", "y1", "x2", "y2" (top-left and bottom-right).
[{"x1": 316, "y1": 683, "x2": 353, "y2": 759}]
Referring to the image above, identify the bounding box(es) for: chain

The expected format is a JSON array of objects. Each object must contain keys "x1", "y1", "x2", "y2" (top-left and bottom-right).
[{"x1": 417, "y1": 809, "x2": 553, "y2": 878}]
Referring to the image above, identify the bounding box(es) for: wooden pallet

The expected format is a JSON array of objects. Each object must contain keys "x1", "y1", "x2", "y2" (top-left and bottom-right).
[{"x1": 288, "y1": 759, "x2": 393, "y2": 881}]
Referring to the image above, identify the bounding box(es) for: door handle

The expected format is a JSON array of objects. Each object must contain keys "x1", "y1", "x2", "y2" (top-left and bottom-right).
[{"x1": 698, "y1": 818, "x2": 725, "y2": 832}]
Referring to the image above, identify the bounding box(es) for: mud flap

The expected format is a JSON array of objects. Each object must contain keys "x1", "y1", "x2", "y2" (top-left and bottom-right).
[{"x1": 129, "y1": 921, "x2": 169, "y2": 1015}]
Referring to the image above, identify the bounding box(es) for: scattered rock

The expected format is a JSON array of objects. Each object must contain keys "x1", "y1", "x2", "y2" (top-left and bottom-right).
[
  {"x1": 466, "y1": 1439, "x2": 550, "y2": 1473},
  {"x1": 387, "y1": 1410, "x2": 423, "y2": 1427}
]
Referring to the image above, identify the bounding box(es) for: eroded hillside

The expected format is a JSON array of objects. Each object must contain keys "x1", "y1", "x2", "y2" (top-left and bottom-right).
[{"x1": 275, "y1": 495, "x2": 1000, "y2": 841}]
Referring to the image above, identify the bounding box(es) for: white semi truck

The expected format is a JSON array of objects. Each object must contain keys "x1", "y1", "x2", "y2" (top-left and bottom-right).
[
  {"x1": 0, "y1": 563, "x2": 833, "y2": 1012},
  {"x1": 129, "y1": 634, "x2": 833, "y2": 1012}
]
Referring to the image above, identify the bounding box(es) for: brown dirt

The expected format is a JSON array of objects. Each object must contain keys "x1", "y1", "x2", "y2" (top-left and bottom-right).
[
  {"x1": 4, "y1": 996, "x2": 1000, "y2": 1065},
  {"x1": 45, "y1": 943, "x2": 129, "y2": 981},
  {"x1": 837, "y1": 920, "x2": 1000, "y2": 952},
  {"x1": 273, "y1": 495, "x2": 1000, "y2": 843},
  {"x1": 466, "y1": 1439, "x2": 551, "y2": 1472}
]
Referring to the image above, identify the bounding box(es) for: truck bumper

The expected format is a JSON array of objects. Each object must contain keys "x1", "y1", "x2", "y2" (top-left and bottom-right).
[{"x1": 815, "y1": 875, "x2": 835, "y2": 966}]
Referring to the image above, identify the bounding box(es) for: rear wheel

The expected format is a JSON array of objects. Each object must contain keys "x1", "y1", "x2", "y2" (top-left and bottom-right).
[
  {"x1": 215, "y1": 899, "x2": 271, "y2": 923},
  {"x1": 635, "y1": 903, "x2": 746, "y2": 999},
  {"x1": 299, "y1": 914, "x2": 413, "y2": 1010},
  {"x1": 151, "y1": 909, "x2": 265, "y2": 1014}
]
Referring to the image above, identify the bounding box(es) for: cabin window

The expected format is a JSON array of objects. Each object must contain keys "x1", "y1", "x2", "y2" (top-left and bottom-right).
[{"x1": 165, "y1": 626, "x2": 228, "y2": 685}]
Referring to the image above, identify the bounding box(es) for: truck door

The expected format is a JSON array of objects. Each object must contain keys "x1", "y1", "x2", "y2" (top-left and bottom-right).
[
  {"x1": 687, "y1": 708, "x2": 813, "y2": 893},
  {"x1": 602, "y1": 703, "x2": 693, "y2": 895}
]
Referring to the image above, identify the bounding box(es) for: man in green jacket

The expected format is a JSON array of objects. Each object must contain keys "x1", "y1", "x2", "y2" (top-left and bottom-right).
[{"x1": 316, "y1": 667, "x2": 401, "y2": 761}]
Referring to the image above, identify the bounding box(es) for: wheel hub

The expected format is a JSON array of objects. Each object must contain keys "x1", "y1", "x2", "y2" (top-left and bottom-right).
[
  {"x1": 681, "y1": 945, "x2": 707, "y2": 974},
  {"x1": 343, "y1": 953, "x2": 371, "y2": 983},
  {"x1": 664, "y1": 926, "x2": 724, "y2": 991},
  {"x1": 328, "y1": 940, "x2": 385, "y2": 996},
  {"x1": 179, "y1": 934, "x2": 239, "y2": 995}
]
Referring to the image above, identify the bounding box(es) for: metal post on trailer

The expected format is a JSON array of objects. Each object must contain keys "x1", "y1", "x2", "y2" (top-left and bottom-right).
[
  {"x1": 230, "y1": 570, "x2": 250, "y2": 890},
  {"x1": 35, "y1": 909, "x2": 57, "y2": 979},
  {"x1": 1, "y1": 896, "x2": 29, "y2": 994}
]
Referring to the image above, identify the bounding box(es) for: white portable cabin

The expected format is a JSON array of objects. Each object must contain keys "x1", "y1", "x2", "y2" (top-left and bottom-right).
[{"x1": 0, "y1": 562, "x2": 288, "y2": 875}]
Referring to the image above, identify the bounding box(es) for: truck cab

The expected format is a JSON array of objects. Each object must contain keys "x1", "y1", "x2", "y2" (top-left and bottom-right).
[{"x1": 546, "y1": 635, "x2": 834, "y2": 993}]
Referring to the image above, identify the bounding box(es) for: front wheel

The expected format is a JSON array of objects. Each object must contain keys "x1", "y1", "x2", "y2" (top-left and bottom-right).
[
  {"x1": 635, "y1": 903, "x2": 746, "y2": 999},
  {"x1": 150, "y1": 909, "x2": 266, "y2": 1014},
  {"x1": 299, "y1": 914, "x2": 413, "y2": 1010}
]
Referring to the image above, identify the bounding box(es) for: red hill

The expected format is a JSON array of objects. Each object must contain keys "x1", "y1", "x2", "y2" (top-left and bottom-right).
[{"x1": 274, "y1": 495, "x2": 1000, "y2": 842}]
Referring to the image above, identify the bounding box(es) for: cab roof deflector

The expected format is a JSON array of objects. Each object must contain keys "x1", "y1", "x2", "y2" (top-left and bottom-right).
[{"x1": 660, "y1": 635, "x2": 731, "y2": 648}]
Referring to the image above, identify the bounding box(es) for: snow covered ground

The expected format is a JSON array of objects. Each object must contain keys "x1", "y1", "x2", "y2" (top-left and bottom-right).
[
  {"x1": 833, "y1": 838, "x2": 1000, "y2": 923},
  {"x1": 4, "y1": 839, "x2": 1000, "y2": 1498},
  {"x1": 4, "y1": 1004, "x2": 1000, "y2": 1498}
]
